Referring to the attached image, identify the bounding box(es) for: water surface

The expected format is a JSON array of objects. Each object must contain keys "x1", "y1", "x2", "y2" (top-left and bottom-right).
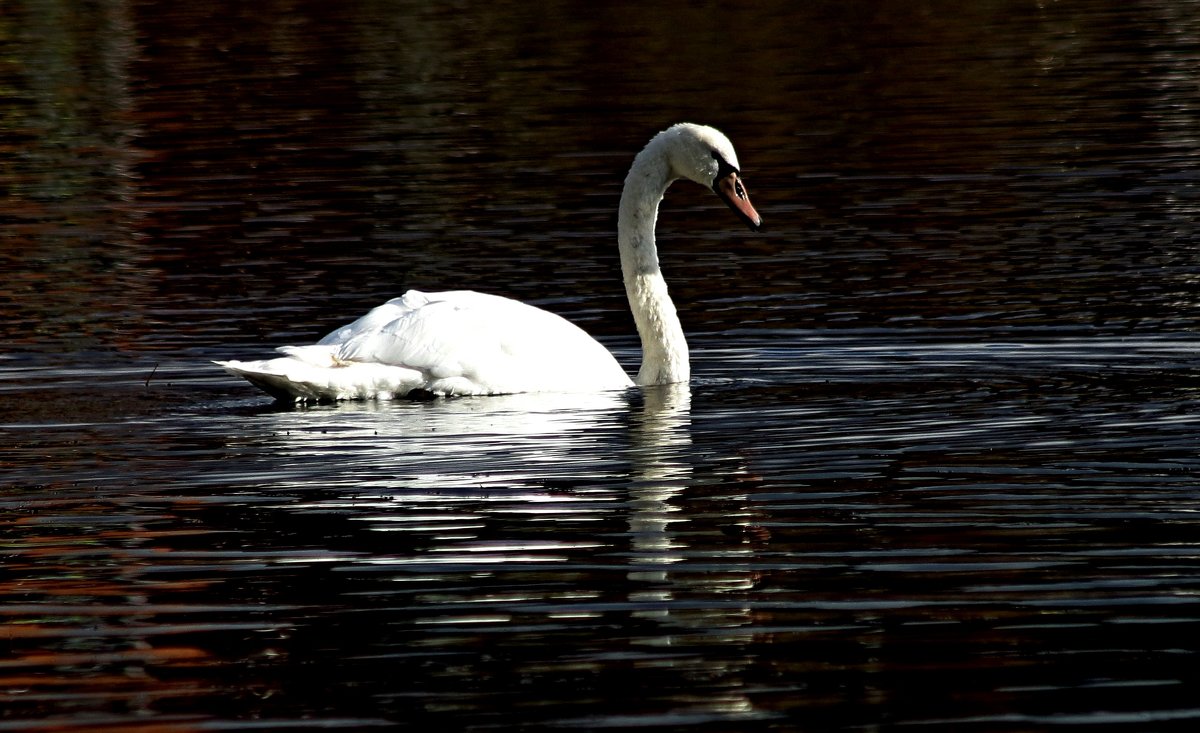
[{"x1": 4, "y1": 0, "x2": 1200, "y2": 730}]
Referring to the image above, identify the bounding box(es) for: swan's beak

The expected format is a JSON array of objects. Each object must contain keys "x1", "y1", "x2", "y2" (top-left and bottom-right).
[{"x1": 714, "y1": 172, "x2": 763, "y2": 231}]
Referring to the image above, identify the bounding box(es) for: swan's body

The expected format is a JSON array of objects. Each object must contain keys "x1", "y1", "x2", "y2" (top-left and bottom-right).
[
  {"x1": 222, "y1": 290, "x2": 633, "y2": 401},
  {"x1": 217, "y1": 123, "x2": 761, "y2": 401}
]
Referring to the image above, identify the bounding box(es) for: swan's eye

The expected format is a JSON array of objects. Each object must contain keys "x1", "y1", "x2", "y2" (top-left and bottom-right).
[{"x1": 710, "y1": 150, "x2": 739, "y2": 181}]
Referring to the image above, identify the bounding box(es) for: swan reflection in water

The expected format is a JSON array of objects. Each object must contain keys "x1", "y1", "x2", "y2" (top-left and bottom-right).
[
  {"x1": 228, "y1": 390, "x2": 638, "y2": 503},
  {"x1": 230, "y1": 382, "x2": 768, "y2": 723},
  {"x1": 620, "y1": 383, "x2": 766, "y2": 724}
]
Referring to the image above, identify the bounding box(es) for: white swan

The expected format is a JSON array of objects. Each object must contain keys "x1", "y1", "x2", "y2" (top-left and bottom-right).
[{"x1": 217, "y1": 123, "x2": 762, "y2": 401}]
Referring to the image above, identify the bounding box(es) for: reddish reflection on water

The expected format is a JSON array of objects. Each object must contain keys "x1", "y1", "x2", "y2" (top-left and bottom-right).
[{"x1": 5, "y1": 0, "x2": 1200, "y2": 730}]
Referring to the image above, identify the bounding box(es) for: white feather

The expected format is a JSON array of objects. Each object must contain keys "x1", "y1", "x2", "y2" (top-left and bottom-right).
[{"x1": 217, "y1": 123, "x2": 760, "y2": 401}]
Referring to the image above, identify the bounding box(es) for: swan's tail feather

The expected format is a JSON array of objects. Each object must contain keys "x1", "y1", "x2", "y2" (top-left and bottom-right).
[
  {"x1": 276, "y1": 344, "x2": 345, "y2": 367},
  {"x1": 216, "y1": 345, "x2": 356, "y2": 401},
  {"x1": 215, "y1": 358, "x2": 426, "y2": 402},
  {"x1": 215, "y1": 360, "x2": 320, "y2": 402}
]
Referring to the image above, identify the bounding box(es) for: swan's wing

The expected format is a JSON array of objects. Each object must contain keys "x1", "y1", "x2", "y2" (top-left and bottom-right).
[
  {"x1": 326, "y1": 290, "x2": 632, "y2": 394},
  {"x1": 316, "y1": 294, "x2": 418, "y2": 347},
  {"x1": 333, "y1": 292, "x2": 514, "y2": 378}
]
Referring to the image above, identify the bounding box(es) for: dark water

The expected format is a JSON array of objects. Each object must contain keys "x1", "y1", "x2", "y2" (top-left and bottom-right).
[{"x1": 5, "y1": 0, "x2": 1200, "y2": 729}]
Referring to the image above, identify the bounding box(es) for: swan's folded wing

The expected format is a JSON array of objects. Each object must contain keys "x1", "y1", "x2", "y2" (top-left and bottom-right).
[
  {"x1": 317, "y1": 294, "x2": 417, "y2": 346},
  {"x1": 335, "y1": 296, "x2": 501, "y2": 377},
  {"x1": 329, "y1": 290, "x2": 630, "y2": 394}
]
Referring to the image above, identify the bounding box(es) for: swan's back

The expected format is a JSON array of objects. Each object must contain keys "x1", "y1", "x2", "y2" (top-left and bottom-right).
[{"x1": 330, "y1": 290, "x2": 632, "y2": 394}]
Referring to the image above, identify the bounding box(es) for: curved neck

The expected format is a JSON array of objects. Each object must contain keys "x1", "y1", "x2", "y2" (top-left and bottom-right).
[{"x1": 618, "y1": 147, "x2": 689, "y2": 386}]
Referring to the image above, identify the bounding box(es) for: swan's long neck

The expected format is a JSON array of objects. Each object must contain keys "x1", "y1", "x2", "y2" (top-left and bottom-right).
[{"x1": 618, "y1": 144, "x2": 689, "y2": 386}]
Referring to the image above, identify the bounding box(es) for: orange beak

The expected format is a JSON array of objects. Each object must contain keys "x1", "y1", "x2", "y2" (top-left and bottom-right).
[{"x1": 714, "y1": 171, "x2": 763, "y2": 231}]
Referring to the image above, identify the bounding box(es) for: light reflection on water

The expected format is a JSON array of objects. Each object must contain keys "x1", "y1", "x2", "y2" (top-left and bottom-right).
[
  {"x1": 7, "y1": 355, "x2": 1200, "y2": 651},
  {"x1": 6, "y1": 344, "x2": 1200, "y2": 728}
]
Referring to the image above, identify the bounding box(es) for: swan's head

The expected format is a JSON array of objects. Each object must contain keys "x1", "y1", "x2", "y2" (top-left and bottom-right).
[{"x1": 661, "y1": 123, "x2": 763, "y2": 232}]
